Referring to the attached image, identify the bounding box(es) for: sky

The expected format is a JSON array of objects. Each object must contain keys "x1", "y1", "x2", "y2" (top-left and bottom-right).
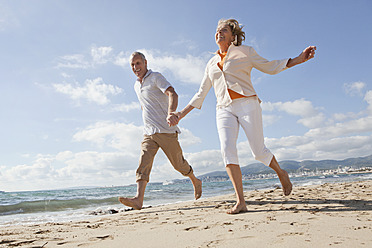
[{"x1": 0, "y1": 0, "x2": 371, "y2": 192}]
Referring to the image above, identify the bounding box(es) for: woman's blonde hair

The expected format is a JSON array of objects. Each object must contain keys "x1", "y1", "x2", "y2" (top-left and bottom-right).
[{"x1": 218, "y1": 18, "x2": 245, "y2": 46}]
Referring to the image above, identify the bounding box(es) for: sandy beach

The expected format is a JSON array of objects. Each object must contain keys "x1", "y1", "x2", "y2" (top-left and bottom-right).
[{"x1": 1, "y1": 180, "x2": 371, "y2": 248}]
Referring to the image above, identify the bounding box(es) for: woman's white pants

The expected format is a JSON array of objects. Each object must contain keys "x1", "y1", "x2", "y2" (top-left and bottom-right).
[{"x1": 216, "y1": 97, "x2": 273, "y2": 167}]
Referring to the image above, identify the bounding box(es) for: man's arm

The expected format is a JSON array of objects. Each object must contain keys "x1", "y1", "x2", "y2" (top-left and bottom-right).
[{"x1": 165, "y1": 86, "x2": 179, "y2": 126}]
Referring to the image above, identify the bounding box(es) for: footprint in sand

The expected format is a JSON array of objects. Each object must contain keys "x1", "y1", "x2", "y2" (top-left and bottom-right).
[
  {"x1": 278, "y1": 232, "x2": 304, "y2": 237},
  {"x1": 88, "y1": 235, "x2": 113, "y2": 241},
  {"x1": 184, "y1": 226, "x2": 199, "y2": 231}
]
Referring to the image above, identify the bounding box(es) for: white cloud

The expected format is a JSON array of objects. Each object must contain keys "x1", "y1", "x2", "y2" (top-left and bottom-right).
[
  {"x1": 56, "y1": 54, "x2": 91, "y2": 69},
  {"x1": 56, "y1": 47, "x2": 208, "y2": 85},
  {"x1": 178, "y1": 127, "x2": 202, "y2": 147},
  {"x1": 0, "y1": 151, "x2": 137, "y2": 191},
  {"x1": 364, "y1": 90, "x2": 372, "y2": 114},
  {"x1": 57, "y1": 151, "x2": 132, "y2": 179},
  {"x1": 0, "y1": 4, "x2": 19, "y2": 31},
  {"x1": 267, "y1": 99, "x2": 318, "y2": 117},
  {"x1": 266, "y1": 135, "x2": 311, "y2": 149},
  {"x1": 186, "y1": 149, "x2": 224, "y2": 173},
  {"x1": 91, "y1": 46, "x2": 113, "y2": 64},
  {"x1": 262, "y1": 98, "x2": 325, "y2": 128},
  {"x1": 265, "y1": 134, "x2": 372, "y2": 162},
  {"x1": 110, "y1": 102, "x2": 141, "y2": 112},
  {"x1": 113, "y1": 51, "x2": 130, "y2": 67},
  {"x1": 53, "y1": 77, "x2": 123, "y2": 105},
  {"x1": 327, "y1": 89, "x2": 371, "y2": 124},
  {"x1": 138, "y1": 49, "x2": 207, "y2": 84},
  {"x1": 2, "y1": 155, "x2": 55, "y2": 181},
  {"x1": 170, "y1": 38, "x2": 198, "y2": 51},
  {"x1": 262, "y1": 114, "x2": 281, "y2": 127},
  {"x1": 297, "y1": 112, "x2": 326, "y2": 129},
  {"x1": 332, "y1": 112, "x2": 361, "y2": 122},
  {"x1": 305, "y1": 116, "x2": 372, "y2": 139},
  {"x1": 56, "y1": 46, "x2": 114, "y2": 69},
  {"x1": 73, "y1": 121, "x2": 143, "y2": 154},
  {"x1": 55, "y1": 151, "x2": 74, "y2": 161},
  {"x1": 344, "y1": 81, "x2": 366, "y2": 97},
  {"x1": 260, "y1": 98, "x2": 372, "y2": 161}
]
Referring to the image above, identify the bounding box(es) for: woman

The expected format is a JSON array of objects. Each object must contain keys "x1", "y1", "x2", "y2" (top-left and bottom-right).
[{"x1": 172, "y1": 18, "x2": 316, "y2": 214}]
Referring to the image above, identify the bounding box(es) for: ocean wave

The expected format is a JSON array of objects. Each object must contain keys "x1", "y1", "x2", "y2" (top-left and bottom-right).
[{"x1": 0, "y1": 197, "x2": 119, "y2": 216}]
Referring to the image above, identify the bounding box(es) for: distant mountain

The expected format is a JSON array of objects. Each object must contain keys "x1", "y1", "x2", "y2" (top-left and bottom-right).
[{"x1": 199, "y1": 154, "x2": 372, "y2": 180}]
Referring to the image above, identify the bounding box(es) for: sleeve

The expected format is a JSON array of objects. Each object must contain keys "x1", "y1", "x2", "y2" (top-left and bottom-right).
[
  {"x1": 248, "y1": 46, "x2": 289, "y2": 75},
  {"x1": 155, "y1": 73, "x2": 172, "y2": 93},
  {"x1": 188, "y1": 65, "x2": 212, "y2": 109}
]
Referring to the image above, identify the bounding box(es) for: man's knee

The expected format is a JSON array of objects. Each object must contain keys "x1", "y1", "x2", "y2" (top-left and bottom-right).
[{"x1": 136, "y1": 173, "x2": 150, "y2": 182}]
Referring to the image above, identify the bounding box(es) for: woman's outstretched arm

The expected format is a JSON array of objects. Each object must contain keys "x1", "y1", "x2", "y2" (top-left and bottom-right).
[
  {"x1": 286, "y1": 46, "x2": 316, "y2": 68},
  {"x1": 177, "y1": 105, "x2": 195, "y2": 120}
]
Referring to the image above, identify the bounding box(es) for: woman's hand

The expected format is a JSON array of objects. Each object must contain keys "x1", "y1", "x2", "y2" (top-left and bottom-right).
[
  {"x1": 167, "y1": 113, "x2": 179, "y2": 127},
  {"x1": 299, "y1": 46, "x2": 316, "y2": 63},
  {"x1": 287, "y1": 46, "x2": 316, "y2": 68},
  {"x1": 167, "y1": 105, "x2": 195, "y2": 127}
]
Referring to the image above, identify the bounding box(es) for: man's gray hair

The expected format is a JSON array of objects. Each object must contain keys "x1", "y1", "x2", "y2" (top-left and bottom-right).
[{"x1": 130, "y1": 51, "x2": 146, "y2": 62}]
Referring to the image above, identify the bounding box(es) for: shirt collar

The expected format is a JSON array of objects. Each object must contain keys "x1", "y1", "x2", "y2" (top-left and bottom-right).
[
  {"x1": 214, "y1": 44, "x2": 234, "y2": 55},
  {"x1": 143, "y1": 69, "x2": 152, "y2": 79},
  {"x1": 138, "y1": 69, "x2": 152, "y2": 83}
]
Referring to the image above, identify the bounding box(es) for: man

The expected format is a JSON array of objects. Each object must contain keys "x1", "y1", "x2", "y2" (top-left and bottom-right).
[{"x1": 118, "y1": 52, "x2": 202, "y2": 210}]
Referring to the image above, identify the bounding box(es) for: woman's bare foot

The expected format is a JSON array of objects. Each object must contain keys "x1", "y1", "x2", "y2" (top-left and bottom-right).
[
  {"x1": 278, "y1": 169, "x2": 292, "y2": 196},
  {"x1": 226, "y1": 203, "x2": 248, "y2": 214},
  {"x1": 118, "y1": 197, "x2": 143, "y2": 210},
  {"x1": 269, "y1": 156, "x2": 292, "y2": 196},
  {"x1": 193, "y1": 179, "x2": 202, "y2": 200}
]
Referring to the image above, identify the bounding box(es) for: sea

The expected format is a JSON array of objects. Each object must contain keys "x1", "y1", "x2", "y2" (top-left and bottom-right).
[{"x1": 1, "y1": 172, "x2": 371, "y2": 227}]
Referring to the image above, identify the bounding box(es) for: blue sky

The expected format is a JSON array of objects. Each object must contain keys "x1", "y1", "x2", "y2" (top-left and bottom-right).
[{"x1": 1, "y1": 0, "x2": 371, "y2": 191}]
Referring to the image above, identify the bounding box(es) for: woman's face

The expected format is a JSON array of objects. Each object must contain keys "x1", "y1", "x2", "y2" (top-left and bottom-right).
[{"x1": 215, "y1": 23, "x2": 234, "y2": 47}]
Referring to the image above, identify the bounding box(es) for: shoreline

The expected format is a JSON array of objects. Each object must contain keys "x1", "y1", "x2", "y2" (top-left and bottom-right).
[
  {"x1": 1, "y1": 180, "x2": 371, "y2": 247},
  {"x1": 1, "y1": 172, "x2": 371, "y2": 227}
]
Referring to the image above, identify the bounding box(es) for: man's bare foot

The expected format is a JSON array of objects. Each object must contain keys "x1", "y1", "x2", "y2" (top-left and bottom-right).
[
  {"x1": 226, "y1": 203, "x2": 248, "y2": 214},
  {"x1": 193, "y1": 179, "x2": 202, "y2": 200},
  {"x1": 278, "y1": 169, "x2": 292, "y2": 196},
  {"x1": 118, "y1": 197, "x2": 142, "y2": 210}
]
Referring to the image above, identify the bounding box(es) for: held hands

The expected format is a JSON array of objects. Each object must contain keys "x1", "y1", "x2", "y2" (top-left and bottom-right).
[{"x1": 167, "y1": 112, "x2": 181, "y2": 127}]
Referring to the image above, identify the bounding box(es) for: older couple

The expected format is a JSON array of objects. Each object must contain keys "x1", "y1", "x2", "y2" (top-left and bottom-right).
[{"x1": 120, "y1": 18, "x2": 316, "y2": 214}]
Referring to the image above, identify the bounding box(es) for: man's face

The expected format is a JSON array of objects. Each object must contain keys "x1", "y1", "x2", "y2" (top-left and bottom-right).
[{"x1": 130, "y1": 54, "x2": 148, "y2": 80}]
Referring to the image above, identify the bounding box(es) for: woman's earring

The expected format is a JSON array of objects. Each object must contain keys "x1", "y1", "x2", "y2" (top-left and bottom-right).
[{"x1": 232, "y1": 35, "x2": 237, "y2": 45}]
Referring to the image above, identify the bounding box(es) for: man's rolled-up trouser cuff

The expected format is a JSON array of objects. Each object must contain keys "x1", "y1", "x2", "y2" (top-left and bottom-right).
[
  {"x1": 182, "y1": 166, "x2": 193, "y2": 177},
  {"x1": 136, "y1": 173, "x2": 150, "y2": 182}
]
